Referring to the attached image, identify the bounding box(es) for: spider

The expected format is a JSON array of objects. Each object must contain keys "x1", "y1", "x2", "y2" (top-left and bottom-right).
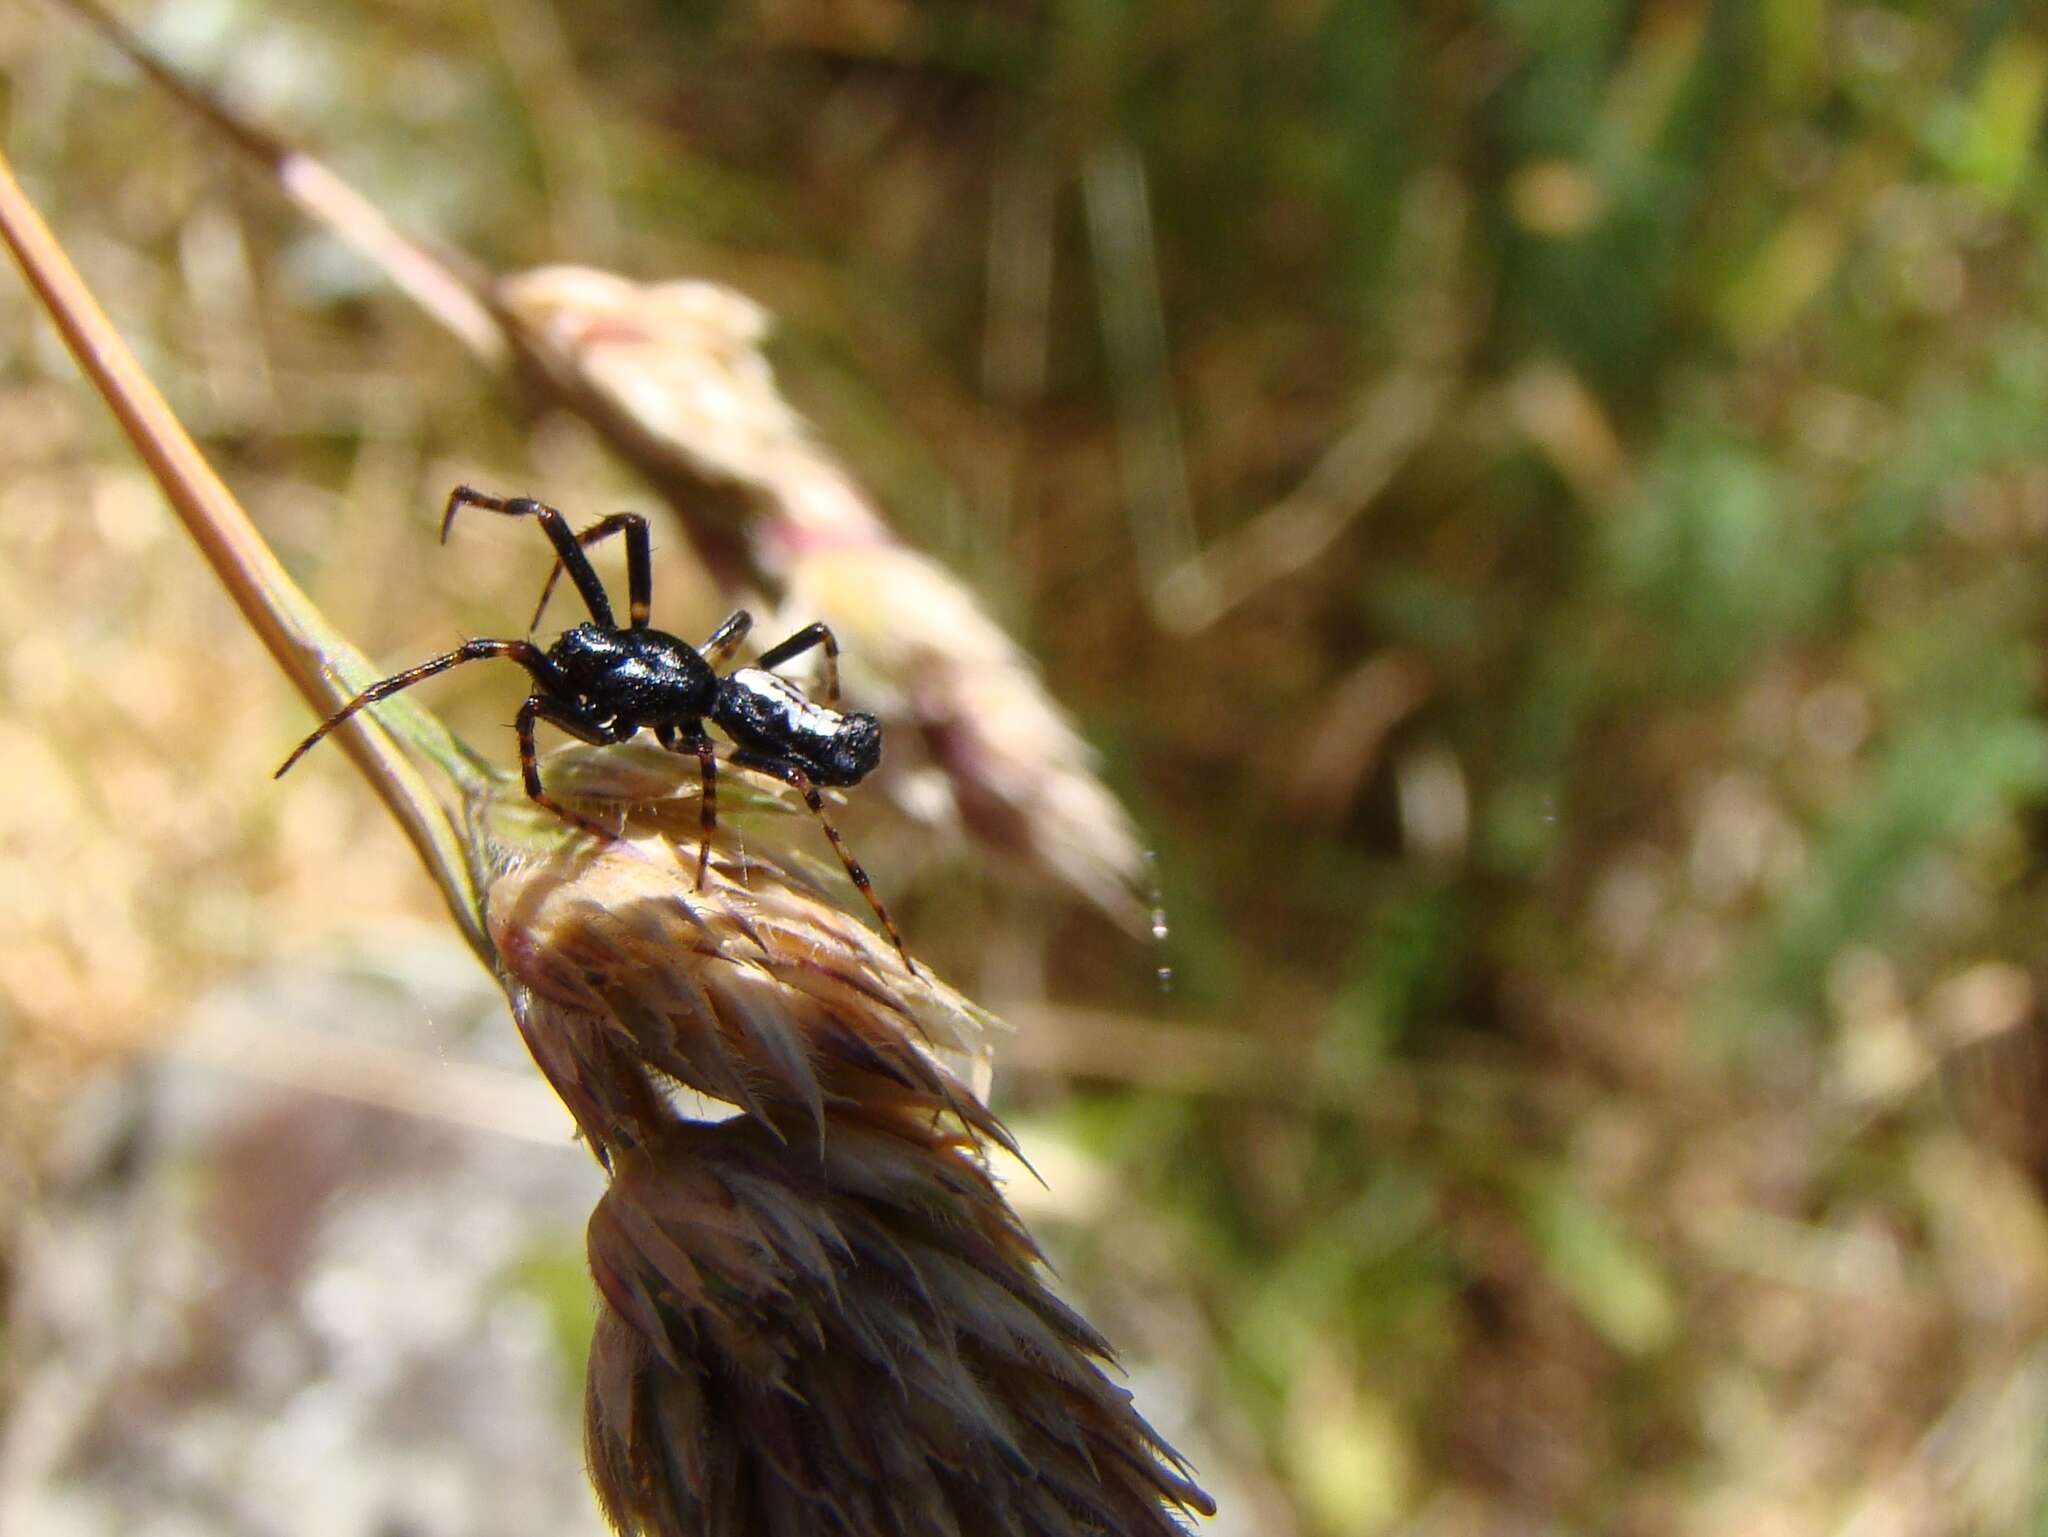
[{"x1": 276, "y1": 485, "x2": 914, "y2": 971}]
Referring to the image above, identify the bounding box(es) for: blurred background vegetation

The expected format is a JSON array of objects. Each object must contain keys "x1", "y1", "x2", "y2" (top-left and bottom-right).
[{"x1": 7, "y1": 0, "x2": 2048, "y2": 1533}]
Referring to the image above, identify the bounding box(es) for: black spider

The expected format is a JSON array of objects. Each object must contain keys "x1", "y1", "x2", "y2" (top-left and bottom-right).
[{"x1": 277, "y1": 485, "x2": 912, "y2": 970}]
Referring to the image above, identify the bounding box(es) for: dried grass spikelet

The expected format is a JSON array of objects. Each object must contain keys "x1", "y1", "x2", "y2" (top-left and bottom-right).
[
  {"x1": 497, "y1": 267, "x2": 1155, "y2": 931},
  {"x1": 584, "y1": 1109, "x2": 1215, "y2": 1537},
  {"x1": 474, "y1": 743, "x2": 1213, "y2": 1537}
]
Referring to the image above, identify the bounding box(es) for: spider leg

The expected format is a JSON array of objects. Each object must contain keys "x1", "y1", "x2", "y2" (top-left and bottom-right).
[
  {"x1": 653, "y1": 722, "x2": 720, "y2": 887},
  {"x1": 754, "y1": 621, "x2": 841, "y2": 705},
  {"x1": 518, "y1": 695, "x2": 633, "y2": 840},
  {"x1": 440, "y1": 485, "x2": 618, "y2": 630},
  {"x1": 729, "y1": 749, "x2": 914, "y2": 974},
  {"x1": 699, "y1": 609, "x2": 753, "y2": 670},
  {"x1": 526, "y1": 512, "x2": 652, "y2": 633},
  {"x1": 656, "y1": 725, "x2": 720, "y2": 889},
  {"x1": 276, "y1": 638, "x2": 560, "y2": 779},
  {"x1": 690, "y1": 732, "x2": 719, "y2": 889}
]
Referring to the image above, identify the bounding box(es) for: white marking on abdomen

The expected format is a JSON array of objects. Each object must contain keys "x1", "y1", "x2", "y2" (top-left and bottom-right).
[{"x1": 731, "y1": 668, "x2": 843, "y2": 737}]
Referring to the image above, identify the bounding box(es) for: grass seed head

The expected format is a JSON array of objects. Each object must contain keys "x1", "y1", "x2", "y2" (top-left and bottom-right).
[
  {"x1": 583, "y1": 1110, "x2": 1217, "y2": 1537},
  {"x1": 467, "y1": 744, "x2": 1212, "y2": 1536},
  {"x1": 475, "y1": 741, "x2": 1000, "y2": 1154}
]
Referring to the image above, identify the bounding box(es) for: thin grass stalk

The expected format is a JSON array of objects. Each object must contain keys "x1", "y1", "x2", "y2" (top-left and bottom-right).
[{"x1": 0, "y1": 147, "x2": 493, "y2": 960}]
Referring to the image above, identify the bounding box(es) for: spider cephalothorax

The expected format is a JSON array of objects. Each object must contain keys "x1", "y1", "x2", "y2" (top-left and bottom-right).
[{"x1": 277, "y1": 485, "x2": 912, "y2": 970}]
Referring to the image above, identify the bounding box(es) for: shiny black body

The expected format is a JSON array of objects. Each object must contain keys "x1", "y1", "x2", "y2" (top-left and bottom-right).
[
  {"x1": 278, "y1": 486, "x2": 912, "y2": 969},
  {"x1": 537, "y1": 622, "x2": 885, "y2": 786},
  {"x1": 712, "y1": 673, "x2": 883, "y2": 787},
  {"x1": 546, "y1": 622, "x2": 720, "y2": 739}
]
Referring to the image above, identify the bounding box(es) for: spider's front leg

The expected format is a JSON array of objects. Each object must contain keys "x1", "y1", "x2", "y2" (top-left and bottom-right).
[
  {"x1": 525, "y1": 512, "x2": 654, "y2": 633},
  {"x1": 277, "y1": 638, "x2": 559, "y2": 778},
  {"x1": 442, "y1": 485, "x2": 632, "y2": 632}
]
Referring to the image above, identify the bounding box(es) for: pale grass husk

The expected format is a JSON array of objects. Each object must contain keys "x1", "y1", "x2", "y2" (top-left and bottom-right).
[{"x1": 499, "y1": 267, "x2": 1154, "y2": 930}]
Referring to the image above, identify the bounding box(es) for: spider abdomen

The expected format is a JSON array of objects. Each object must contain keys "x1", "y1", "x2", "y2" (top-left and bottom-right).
[{"x1": 714, "y1": 668, "x2": 882, "y2": 787}]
